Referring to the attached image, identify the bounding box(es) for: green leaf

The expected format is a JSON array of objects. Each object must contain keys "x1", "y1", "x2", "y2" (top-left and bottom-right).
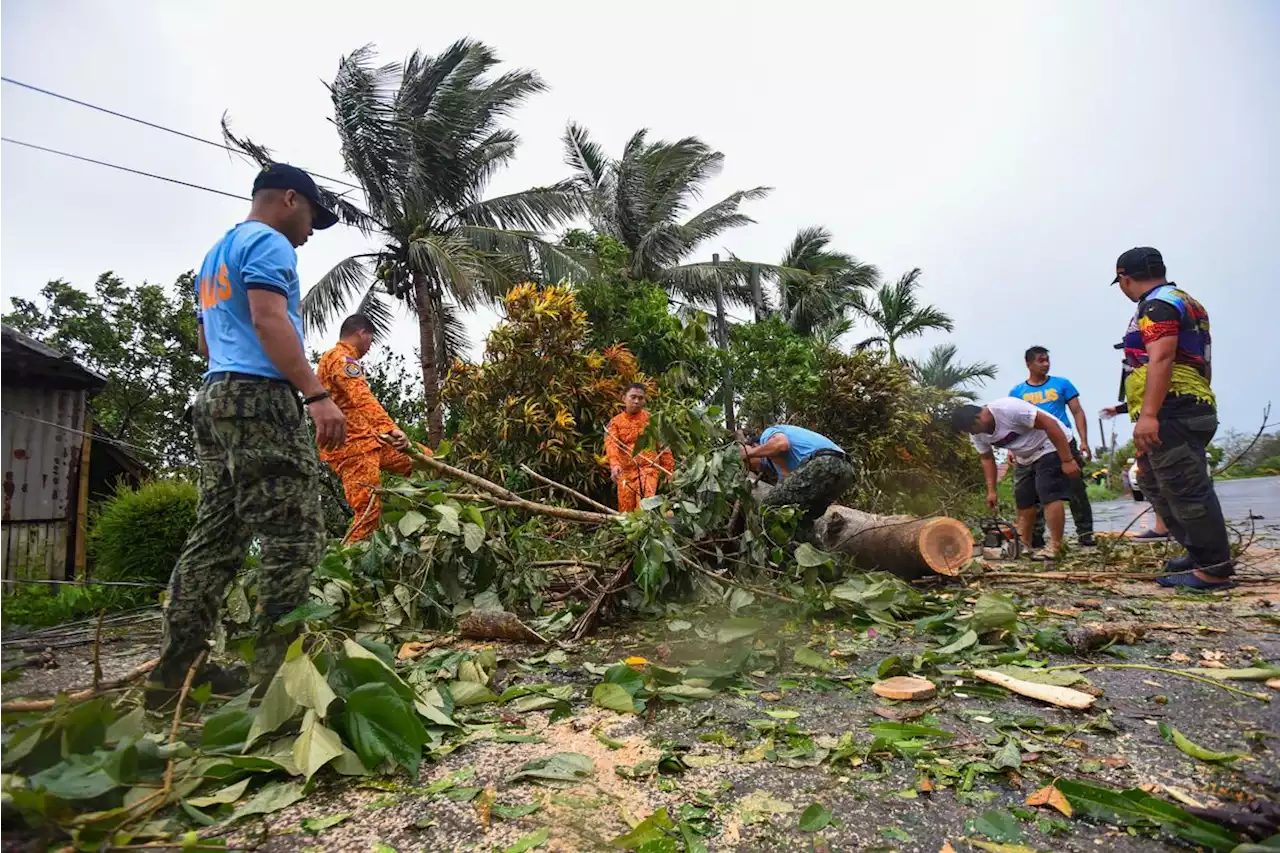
[
  {"x1": 448, "y1": 681, "x2": 499, "y2": 706},
  {"x1": 1057, "y1": 779, "x2": 1238, "y2": 852},
  {"x1": 971, "y1": 593, "x2": 1018, "y2": 634},
  {"x1": 970, "y1": 842, "x2": 1041, "y2": 853},
  {"x1": 991, "y1": 739, "x2": 1023, "y2": 770},
  {"x1": 398, "y1": 510, "x2": 428, "y2": 536},
  {"x1": 1158, "y1": 723, "x2": 1245, "y2": 763},
  {"x1": 105, "y1": 708, "x2": 146, "y2": 744},
  {"x1": 200, "y1": 708, "x2": 255, "y2": 753},
  {"x1": 506, "y1": 752, "x2": 595, "y2": 786},
  {"x1": 764, "y1": 709, "x2": 800, "y2": 720},
  {"x1": 332, "y1": 639, "x2": 416, "y2": 703},
  {"x1": 281, "y1": 650, "x2": 338, "y2": 717},
  {"x1": 501, "y1": 828, "x2": 551, "y2": 853},
  {"x1": 611, "y1": 807, "x2": 676, "y2": 848},
  {"x1": 881, "y1": 827, "x2": 912, "y2": 842},
  {"x1": 667, "y1": 620, "x2": 692, "y2": 632},
  {"x1": 30, "y1": 746, "x2": 135, "y2": 800},
  {"x1": 973, "y1": 808, "x2": 1024, "y2": 842},
  {"x1": 934, "y1": 629, "x2": 978, "y2": 656},
  {"x1": 794, "y1": 542, "x2": 833, "y2": 568},
  {"x1": 276, "y1": 600, "x2": 339, "y2": 627},
  {"x1": 228, "y1": 781, "x2": 305, "y2": 823},
  {"x1": 186, "y1": 778, "x2": 252, "y2": 808},
  {"x1": 793, "y1": 646, "x2": 834, "y2": 672},
  {"x1": 869, "y1": 722, "x2": 953, "y2": 742},
  {"x1": 715, "y1": 617, "x2": 765, "y2": 644},
  {"x1": 433, "y1": 504, "x2": 461, "y2": 535},
  {"x1": 294, "y1": 710, "x2": 345, "y2": 781},
  {"x1": 339, "y1": 683, "x2": 430, "y2": 780},
  {"x1": 798, "y1": 802, "x2": 832, "y2": 831},
  {"x1": 592, "y1": 683, "x2": 638, "y2": 714},
  {"x1": 653, "y1": 684, "x2": 718, "y2": 701},
  {"x1": 244, "y1": 670, "x2": 301, "y2": 749},
  {"x1": 492, "y1": 801, "x2": 542, "y2": 820},
  {"x1": 462, "y1": 522, "x2": 486, "y2": 553},
  {"x1": 301, "y1": 812, "x2": 351, "y2": 833}
]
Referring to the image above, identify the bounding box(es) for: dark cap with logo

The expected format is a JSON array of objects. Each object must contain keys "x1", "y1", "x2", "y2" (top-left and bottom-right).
[
  {"x1": 1111, "y1": 247, "x2": 1164, "y2": 284},
  {"x1": 252, "y1": 163, "x2": 339, "y2": 230}
]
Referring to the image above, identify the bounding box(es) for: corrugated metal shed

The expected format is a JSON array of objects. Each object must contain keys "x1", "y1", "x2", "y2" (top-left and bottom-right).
[
  {"x1": 1, "y1": 325, "x2": 106, "y2": 583},
  {"x1": 2, "y1": 388, "x2": 87, "y2": 582}
]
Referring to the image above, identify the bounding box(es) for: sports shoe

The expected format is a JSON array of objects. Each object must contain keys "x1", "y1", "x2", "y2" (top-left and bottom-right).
[{"x1": 1078, "y1": 533, "x2": 1096, "y2": 547}]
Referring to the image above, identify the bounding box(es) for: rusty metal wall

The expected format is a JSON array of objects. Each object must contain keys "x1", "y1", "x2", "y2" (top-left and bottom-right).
[{"x1": 1, "y1": 386, "x2": 86, "y2": 582}]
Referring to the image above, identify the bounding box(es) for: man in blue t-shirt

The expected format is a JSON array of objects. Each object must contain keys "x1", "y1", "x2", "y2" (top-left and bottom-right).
[
  {"x1": 741, "y1": 424, "x2": 855, "y2": 540},
  {"x1": 1008, "y1": 346, "x2": 1094, "y2": 545},
  {"x1": 148, "y1": 163, "x2": 347, "y2": 705}
]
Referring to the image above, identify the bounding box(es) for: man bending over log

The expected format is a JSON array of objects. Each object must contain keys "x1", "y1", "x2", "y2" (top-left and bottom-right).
[
  {"x1": 741, "y1": 425, "x2": 855, "y2": 540},
  {"x1": 952, "y1": 398, "x2": 1080, "y2": 559}
]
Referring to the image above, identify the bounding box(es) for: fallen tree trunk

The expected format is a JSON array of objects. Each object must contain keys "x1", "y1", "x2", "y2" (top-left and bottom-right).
[{"x1": 815, "y1": 506, "x2": 971, "y2": 579}]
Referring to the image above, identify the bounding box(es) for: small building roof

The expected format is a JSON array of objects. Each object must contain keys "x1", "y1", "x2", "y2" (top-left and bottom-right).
[{"x1": 1, "y1": 324, "x2": 107, "y2": 390}]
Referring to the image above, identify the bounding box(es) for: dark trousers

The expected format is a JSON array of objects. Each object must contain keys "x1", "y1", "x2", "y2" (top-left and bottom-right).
[
  {"x1": 1014, "y1": 438, "x2": 1093, "y2": 544},
  {"x1": 1135, "y1": 398, "x2": 1232, "y2": 576}
]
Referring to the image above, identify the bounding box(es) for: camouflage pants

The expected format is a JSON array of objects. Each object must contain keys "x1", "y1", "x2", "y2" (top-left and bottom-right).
[
  {"x1": 1135, "y1": 398, "x2": 1232, "y2": 576},
  {"x1": 762, "y1": 453, "x2": 856, "y2": 538},
  {"x1": 155, "y1": 379, "x2": 324, "y2": 687}
]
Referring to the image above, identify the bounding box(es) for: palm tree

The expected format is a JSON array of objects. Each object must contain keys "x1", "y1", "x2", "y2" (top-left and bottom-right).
[
  {"x1": 849, "y1": 269, "x2": 953, "y2": 362},
  {"x1": 772, "y1": 226, "x2": 879, "y2": 338},
  {"x1": 910, "y1": 343, "x2": 998, "y2": 400},
  {"x1": 562, "y1": 122, "x2": 770, "y2": 302},
  {"x1": 227, "y1": 42, "x2": 584, "y2": 444}
]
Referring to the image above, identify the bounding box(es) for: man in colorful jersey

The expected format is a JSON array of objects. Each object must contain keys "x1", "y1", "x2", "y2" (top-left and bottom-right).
[
  {"x1": 317, "y1": 313, "x2": 427, "y2": 542},
  {"x1": 147, "y1": 164, "x2": 345, "y2": 704},
  {"x1": 1009, "y1": 346, "x2": 1095, "y2": 546},
  {"x1": 952, "y1": 398, "x2": 1081, "y2": 558},
  {"x1": 741, "y1": 424, "x2": 855, "y2": 540},
  {"x1": 1113, "y1": 246, "x2": 1232, "y2": 588}
]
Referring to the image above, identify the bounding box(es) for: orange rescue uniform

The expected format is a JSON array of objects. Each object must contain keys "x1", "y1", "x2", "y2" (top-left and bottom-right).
[
  {"x1": 316, "y1": 341, "x2": 428, "y2": 542},
  {"x1": 605, "y1": 410, "x2": 674, "y2": 512}
]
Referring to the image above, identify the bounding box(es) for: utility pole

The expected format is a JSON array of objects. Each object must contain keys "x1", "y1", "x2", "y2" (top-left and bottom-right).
[
  {"x1": 749, "y1": 263, "x2": 764, "y2": 321},
  {"x1": 713, "y1": 253, "x2": 736, "y2": 432}
]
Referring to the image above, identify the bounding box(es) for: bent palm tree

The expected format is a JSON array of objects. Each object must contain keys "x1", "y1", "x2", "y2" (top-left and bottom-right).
[
  {"x1": 850, "y1": 269, "x2": 953, "y2": 362},
  {"x1": 911, "y1": 343, "x2": 997, "y2": 400},
  {"x1": 229, "y1": 42, "x2": 584, "y2": 444},
  {"x1": 563, "y1": 122, "x2": 769, "y2": 302},
  {"x1": 773, "y1": 226, "x2": 879, "y2": 338}
]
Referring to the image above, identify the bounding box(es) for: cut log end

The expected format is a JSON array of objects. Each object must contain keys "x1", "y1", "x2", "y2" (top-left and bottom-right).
[
  {"x1": 917, "y1": 518, "x2": 972, "y2": 577},
  {"x1": 872, "y1": 676, "x2": 937, "y2": 700}
]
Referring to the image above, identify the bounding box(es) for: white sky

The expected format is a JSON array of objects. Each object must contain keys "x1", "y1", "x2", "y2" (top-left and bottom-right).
[{"x1": 3, "y1": 0, "x2": 1277, "y2": 445}]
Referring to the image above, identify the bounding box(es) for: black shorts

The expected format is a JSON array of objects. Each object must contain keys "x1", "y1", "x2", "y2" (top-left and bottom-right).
[{"x1": 1014, "y1": 453, "x2": 1071, "y2": 510}]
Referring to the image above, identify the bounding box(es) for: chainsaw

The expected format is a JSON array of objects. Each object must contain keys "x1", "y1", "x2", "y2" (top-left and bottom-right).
[{"x1": 979, "y1": 518, "x2": 1023, "y2": 559}]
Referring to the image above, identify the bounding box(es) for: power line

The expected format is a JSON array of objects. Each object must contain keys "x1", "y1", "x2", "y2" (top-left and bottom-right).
[
  {"x1": 1, "y1": 409, "x2": 159, "y2": 457},
  {"x1": 2, "y1": 137, "x2": 249, "y2": 201},
  {"x1": 1, "y1": 76, "x2": 364, "y2": 191}
]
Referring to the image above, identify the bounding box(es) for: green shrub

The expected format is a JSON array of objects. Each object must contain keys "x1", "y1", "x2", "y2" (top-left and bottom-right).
[
  {"x1": 0, "y1": 583, "x2": 150, "y2": 629},
  {"x1": 89, "y1": 480, "x2": 198, "y2": 585}
]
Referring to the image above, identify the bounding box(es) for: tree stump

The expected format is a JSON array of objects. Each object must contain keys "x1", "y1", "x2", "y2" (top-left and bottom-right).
[{"x1": 815, "y1": 506, "x2": 972, "y2": 580}]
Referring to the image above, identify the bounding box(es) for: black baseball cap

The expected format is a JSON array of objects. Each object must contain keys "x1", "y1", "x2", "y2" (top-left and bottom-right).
[
  {"x1": 1111, "y1": 247, "x2": 1164, "y2": 284},
  {"x1": 252, "y1": 163, "x2": 339, "y2": 230}
]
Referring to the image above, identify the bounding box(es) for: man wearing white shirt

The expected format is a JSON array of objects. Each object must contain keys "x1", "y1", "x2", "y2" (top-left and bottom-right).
[{"x1": 952, "y1": 398, "x2": 1082, "y2": 558}]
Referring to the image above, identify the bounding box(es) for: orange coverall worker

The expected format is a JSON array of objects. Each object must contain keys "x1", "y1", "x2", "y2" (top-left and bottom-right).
[
  {"x1": 316, "y1": 341, "x2": 427, "y2": 542},
  {"x1": 605, "y1": 409, "x2": 674, "y2": 512}
]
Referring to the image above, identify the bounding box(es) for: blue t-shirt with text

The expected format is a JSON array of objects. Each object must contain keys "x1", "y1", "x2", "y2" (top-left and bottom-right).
[
  {"x1": 195, "y1": 221, "x2": 303, "y2": 380},
  {"x1": 1008, "y1": 375, "x2": 1079, "y2": 433},
  {"x1": 759, "y1": 425, "x2": 842, "y2": 477}
]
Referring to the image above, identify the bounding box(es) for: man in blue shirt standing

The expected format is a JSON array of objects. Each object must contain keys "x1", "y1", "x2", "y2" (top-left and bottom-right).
[
  {"x1": 1008, "y1": 346, "x2": 1095, "y2": 546},
  {"x1": 147, "y1": 164, "x2": 347, "y2": 705},
  {"x1": 741, "y1": 424, "x2": 855, "y2": 540}
]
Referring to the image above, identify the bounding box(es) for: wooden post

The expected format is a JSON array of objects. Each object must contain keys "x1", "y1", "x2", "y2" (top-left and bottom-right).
[
  {"x1": 712, "y1": 254, "x2": 735, "y2": 431},
  {"x1": 74, "y1": 413, "x2": 93, "y2": 579}
]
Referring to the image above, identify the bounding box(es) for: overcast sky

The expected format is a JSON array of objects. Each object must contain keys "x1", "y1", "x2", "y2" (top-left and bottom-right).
[{"x1": 3, "y1": 1, "x2": 1277, "y2": 445}]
